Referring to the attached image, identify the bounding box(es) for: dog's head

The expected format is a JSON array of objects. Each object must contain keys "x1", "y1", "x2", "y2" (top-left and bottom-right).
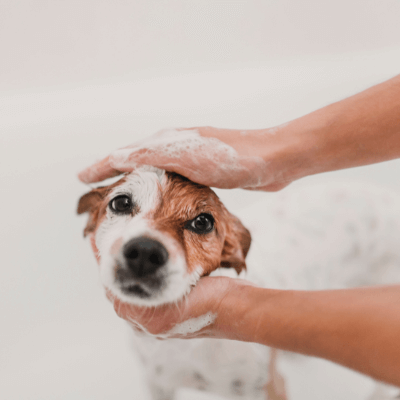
[{"x1": 77, "y1": 166, "x2": 251, "y2": 306}]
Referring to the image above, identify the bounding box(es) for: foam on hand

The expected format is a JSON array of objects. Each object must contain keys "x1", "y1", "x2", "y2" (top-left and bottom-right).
[
  {"x1": 110, "y1": 129, "x2": 269, "y2": 189},
  {"x1": 166, "y1": 312, "x2": 217, "y2": 337}
]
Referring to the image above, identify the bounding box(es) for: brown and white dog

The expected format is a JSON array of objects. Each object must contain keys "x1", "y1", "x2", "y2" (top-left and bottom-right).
[
  {"x1": 78, "y1": 166, "x2": 279, "y2": 400},
  {"x1": 78, "y1": 166, "x2": 400, "y2": 400}
]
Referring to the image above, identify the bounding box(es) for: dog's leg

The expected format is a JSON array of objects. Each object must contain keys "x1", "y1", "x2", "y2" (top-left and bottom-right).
[{"x1": 264, "y1": 348, "x2": 288, "y2": 400}]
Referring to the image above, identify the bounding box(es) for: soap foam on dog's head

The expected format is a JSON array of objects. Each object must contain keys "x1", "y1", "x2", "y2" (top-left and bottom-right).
[
  {"x1": 78, "y1": 166, "x2": 251, "y2": 307},
  {"x1": 110, "y1": 129, "x2": 268, "y2": 189}
]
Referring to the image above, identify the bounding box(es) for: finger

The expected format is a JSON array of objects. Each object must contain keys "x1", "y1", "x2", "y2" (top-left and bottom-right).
[
  {"x1": 105, "y1": 289, "x2": 114, "y2": 302},
  {"x1": 78, "y1": 156, "x2": 122, "y2": 183}
]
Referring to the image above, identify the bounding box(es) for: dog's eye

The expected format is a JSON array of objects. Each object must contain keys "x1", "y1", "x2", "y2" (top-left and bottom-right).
[
  {"x1": 109, "y1": 195, "x2": 133, "y2": 214},
  {"x1": 186, "y1": 213, "x2": 214, "y2": 234}
]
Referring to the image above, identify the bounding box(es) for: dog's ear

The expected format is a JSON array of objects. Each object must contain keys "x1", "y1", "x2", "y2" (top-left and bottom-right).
[
  {"x1": 77, "y1": 187, "x2": 108, "y2": 237},
  {"x1": 220, "y1": 212, "x2": 251, "y2": 275}
]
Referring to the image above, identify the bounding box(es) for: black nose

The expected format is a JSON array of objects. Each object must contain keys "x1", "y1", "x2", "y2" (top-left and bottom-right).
[{"x1": 123, "y1": 237, "x2": 169, "y2": 277}]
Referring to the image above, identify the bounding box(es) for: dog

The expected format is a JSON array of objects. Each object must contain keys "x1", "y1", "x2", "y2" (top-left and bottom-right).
[{"x1": 78, "y1": 166, "x2": 400, "y2": 400}]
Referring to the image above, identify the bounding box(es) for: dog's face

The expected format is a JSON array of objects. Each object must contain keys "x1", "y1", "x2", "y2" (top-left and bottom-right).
[{"x1": 78, "y1": 167, "x2": 251, "y2": 306}]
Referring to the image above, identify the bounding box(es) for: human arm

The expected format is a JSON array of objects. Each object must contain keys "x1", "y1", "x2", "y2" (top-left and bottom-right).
[
  {"x1": 79, "y1": 74, "x2": 400, "y2": 191},
  {"x1": 110, "y1": 276, "x2": 400, "y2": 387},
  {"x1": 219, "y1": 282, "x2": 400, "y2": 387}
]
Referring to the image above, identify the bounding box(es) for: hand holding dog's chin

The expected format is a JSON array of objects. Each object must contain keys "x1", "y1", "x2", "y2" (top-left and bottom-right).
[
  {"x1": 78, "y1": 126, "x2": 294, "y2": 191},
  {"x1": 106, "y1": 276, "x2": 255, "y2": 340}
]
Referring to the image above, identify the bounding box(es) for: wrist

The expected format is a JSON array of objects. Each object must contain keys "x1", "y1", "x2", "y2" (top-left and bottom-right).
[
  {"x1": 214, "y1": 281, "x2": 289, "y2": 344},
  {"x1": 262, "y1": 75, "x2": 400, "y2": 185},
  {"x1": 215, "y1": 283, "x2": 323, "y2": 352},
  {"x1": 257, "y1": 115, "x2": 331, "y2": 187}
]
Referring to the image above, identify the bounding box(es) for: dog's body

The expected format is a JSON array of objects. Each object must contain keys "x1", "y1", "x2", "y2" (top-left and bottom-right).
[
  {"x1": 78, "y1": 167, "x2": 400, "y2": 400},
  {"x1": 134, "y1": 330, "x2": 270, "y2": 400}
]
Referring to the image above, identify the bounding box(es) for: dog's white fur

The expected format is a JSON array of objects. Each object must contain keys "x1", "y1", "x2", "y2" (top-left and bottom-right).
[{"x1": 82, "y1": 168, "x2": 400, "y2": 399}]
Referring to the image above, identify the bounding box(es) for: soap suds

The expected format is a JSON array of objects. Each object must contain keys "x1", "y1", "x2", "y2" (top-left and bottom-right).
[
  {"x1": 109, "y1": 129, "x2": 269, "y2": 189},
  {"x1": 166, "y1": 312, "x2": 217, "y2": 336}
]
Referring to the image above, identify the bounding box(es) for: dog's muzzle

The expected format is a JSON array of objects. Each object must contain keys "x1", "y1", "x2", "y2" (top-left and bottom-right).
[
  {"x1": 115, "y1": 237, "x2": 169, "y2": 298},
  {"x1": 123, "y1": 237, "x2": 169, "y2": 277}
]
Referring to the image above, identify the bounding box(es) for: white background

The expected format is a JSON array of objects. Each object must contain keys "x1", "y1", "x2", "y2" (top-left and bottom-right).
[{"x1": 1, "y1": 1, "x2": 400, "y2": 399}]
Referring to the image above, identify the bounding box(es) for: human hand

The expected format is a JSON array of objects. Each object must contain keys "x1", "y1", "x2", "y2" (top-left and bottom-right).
[
  {"x1": 78, "y1": 127, "x2": 292, "y2": 191},
  {"x1": 107, "y1": 275, "x2": 255, "y2": 340}
]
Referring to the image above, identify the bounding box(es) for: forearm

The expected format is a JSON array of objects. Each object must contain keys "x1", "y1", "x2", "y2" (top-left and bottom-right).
[
  {"x1": 199, "y1": 74, "x2": 400, "y2": 187},
  {"x1": 276, "y1": 74, "x2": 400, "y2": 182},
  {"x1": 217, "y1": 284, "x2": 400, "y2": 386}
]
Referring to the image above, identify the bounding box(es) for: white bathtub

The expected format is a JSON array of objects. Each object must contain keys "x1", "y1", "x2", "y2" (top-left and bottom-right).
[{"x1": 1, "y1": 49, "x2": 400, "y2": 400}]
